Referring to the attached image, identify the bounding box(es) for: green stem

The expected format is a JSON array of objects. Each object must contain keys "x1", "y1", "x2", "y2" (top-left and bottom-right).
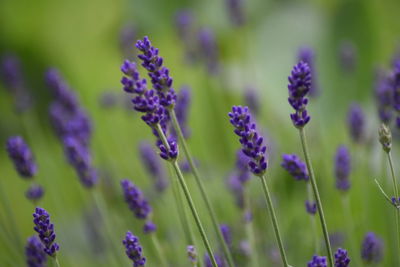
[
  {"x1": 54, "y1": 256, "x2": 61, "y2": 267},
  {"x1": 259, "y1": 174, "x2": 289, "y2": 267},
  {"x1": 150, "y1": 233, "x2": 168, "y2": 267},
  {"x1": 387, "y1": 152, "x2": 400, "y2": 264},
  {"x1": 169, "y1": 110, "x2": 235, "y2": 267},
  {"x1": 374, "y1": 179, "x2": 394, "y2": 205},
  {"x1": 243, "y1": 186, "x2": 259, "y2": 267},
  {"x1": 155, "y1": 124, "x2": 218, "y2": 267},
  {"x1": 299, "y1": 127, "x2": 333, "y2": 267},
  {"x1": 307, "y1": 182, "x2": 319, "y2": 254}
]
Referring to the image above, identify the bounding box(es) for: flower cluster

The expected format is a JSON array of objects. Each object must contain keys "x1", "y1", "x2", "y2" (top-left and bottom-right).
[
  {"x1": 25, "y1": 236, "x2": 47, "y2": 267},
  {"x1": 347, "y1": 103, "x2": 365, "y2": 143},
  {"x1": 361, "y1": 232, "x2": 383, "y2": 263},
  {"x1": 139, "y1": 142, "x2": 168, "y2": 192},
  {"x1": 121, "y1": 179, "x2": 156, "y2": 233},
  {"x1": 228, "y1": 106, "x2": 267, "y2": 175},
  {"x1": 136, "y1": 36, "x2": 177, "y2": 108},
  {"x1": 297, "y1": 47, "x2": 319, "y2": 96},
  {"x1": 307, "y1": 255, "x2": 327, "y2": 267},
  {"x1": 334, "y1": 248, "x2": 350, "y2": 267},
  {"x1": 334, "y1": 145, "x2": 351, "y2": 191},
  {"x1": 281, "y1": 154, "x2": 309, "y2": 181},
  {"x1": 287, "y1": 62, "x2": 312, "y2": 128},
  {"x1": 123, "y1": 231, "x2": 146, "y2": 267},
  {"x1": 45, "y1": 69, "x2": 97, "y2": 188},
  {"x1": 33, "y1": 207, "x2": 59, "y2": 257},
  {"x1": 6, "y1": 136, "x2": 37, "y2": 178}
]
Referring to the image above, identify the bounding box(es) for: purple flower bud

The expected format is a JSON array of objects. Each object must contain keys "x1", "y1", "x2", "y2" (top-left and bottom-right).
[
  {"x1": 139, "y1": 142, "x2": 168, "y2": 192},
  {"x1": 121, "y1": 179, "x2": 153, "y2": 223},
  {"x1": 281, "y1": 154, "x2": 309, "y2": 181},
  {"x1": 25, "y1": 236, "x2": 47, "y2": 267},
  {"x1": 305, "y1": 200, "x2": 317, "y2": 215},
  {"x1": 347, "y1": 103, "x2": 365, "y2": 143},
  {"x1": 220, "y1": 224, "x2": 232, "y2": 247},
  {"x1": 361, "y1": 232, "x2": 383, "y2": 263},
  {"x1": 287, "y1": 62, "x2": 312, "y2": 128},
  {"x1": 334, "y1": 248, "x2": 350, "y2": 267},
  {"x1": 198, "y1": 28, "x2": 220, "y2": 75},
  {"x1": 334, "y1": 145, "x2": 351, "y2": 191},
  {"x1": 123, "y1": 231, "x2": 146, "y2": 266},
  {"x1": 187, "y1": 245, "x2": 198, "y2": 264},
  {"x1": 26, "y1": 184, "x2": 45, "y2": 202},
  {"x1": 228, "y1": 106, "x2": 267, "y2": 175},
  {"x1": 157, "y1": 138, "x2": 178, "y2": 161},
  {"x1": 33, "y1": 207, "x2": 59, "y2": 257},
  {"x1": 307, "y1": 255, "x2": 327, "y2": 267},
  {"x1": 297, "y1": 47, "x2": 319, "y2": 97},
  {"x1": 6, "y1": 136, "x2": 37, "y2": 178}
]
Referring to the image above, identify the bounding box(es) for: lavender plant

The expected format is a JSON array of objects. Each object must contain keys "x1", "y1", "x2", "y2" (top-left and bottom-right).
[
  {"x1": 334, "y1": 146, "x2": 351, "y2": 191},
  {"x1": 228, "y1": 105, "x2": 289, "y2": 266},
  {"x1": 334, "y1": 248, "x2": 350, "y2": 267},
  {"x1": 307, "y1": 255, "x2": 327, "y2": 267},
  {"x1": 287, "y1": 61, "x2": 333, "y2": 266},
  {"x1": 122, "y1": 231, "x2": 146, "y2": 267},
  {"x1": 361, "y1": 232, "x2": 383, "y2": 263},
  {"x1": 297, "y1": 47, "x2": 319, "y2": 97},
  {"x1": 25, "y1": 236, "x2": 47, "y2": 267}
]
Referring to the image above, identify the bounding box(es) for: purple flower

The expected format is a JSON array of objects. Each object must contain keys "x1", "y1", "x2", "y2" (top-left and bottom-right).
[
  {"x1": 347, "y1": 103, "x2": 365, "y2": 143},
  {"x1": 139, "y1": 142, "x2": 168, "y2": 192},
  {"x1": 135, "y1": 36, "x2": 177, "y2": 108},
  {"x1": 63, "y1": 136, "x2": 98, "y2": 188},
  {"x1": 33, "y1": 207, "x2": 59, "y2": 257},
  {"x1": 157, "y1": 139, "x2": 178, "y2": 161},
  {"x1": 204, "y1": 252, "x2": 225, "y2": 267},
  {"x1": 187, "y1": 245, "x2": 198, "y2": 264},
  {"x1": 172, "y1": 86, "x2": 191, "y2": 138},
  {"x1": 228, "y1": 106, "x2": 267, "y2": 175},
  {"x1": 305, "y1": 200, "x2": 317, "y2": 215},
  {"x1": 287, "y1": 62, "x2": 312, "y2": 128},
  {"x1": 307, "y1": 255, "x2": 327, "y2": 267},
  {"x1": 334, "y1": 145, "x2": 351, "y2": 191},
  {"x1": 26, "y1": 184, "x2": 45, "y2": 202},
  {"x1": 339, "y1": 41, "x2": 357, "y2": 72},
  {"x1": 374, "y1": 69, "x2": 393, "y2": 123},
  {"x1": 25, "y1": 236, "x2": 47, "y2": 267},
  {"x1": 123, "y1": 231, "x2": 146, "y2": 266},
  {"x1": 281, "y1": 154, "x2": 309, "y2": 181},
  {"x1": 198, "y1": 28, "x2": 219, "y2": 75},
  {"x1": 6, "y1": 136, "x2": 37, "y2": 178},
  {"x1": 297, "y1": 47, "x2": 319, "y2": 96},
  {"x1": 334, "y1": 248, "x2": 350, "y2": 267},
  {"x1": 220, "y1": 224, "x2": 232, "y2": 247},
  {"x1": 226, "y1": 0, "x2": 245, "y2": 27},
  {"x1": 361, "y1": 232, "x2": 383, "y2": 263}
]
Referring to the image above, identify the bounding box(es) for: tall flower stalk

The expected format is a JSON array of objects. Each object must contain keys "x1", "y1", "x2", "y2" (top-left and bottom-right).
[
  {"x1": 120, "y1": 55, "x2": 218, "y2": 266},
  {"x1": 133, "y1": 36, "x2": 234, "y2": 267},
  {"x1": 228, "y1": 105, "x2": 289, "y2": 267},
  {"x1": 287, "y1": 61, "x2": 333, "y2": 266}
]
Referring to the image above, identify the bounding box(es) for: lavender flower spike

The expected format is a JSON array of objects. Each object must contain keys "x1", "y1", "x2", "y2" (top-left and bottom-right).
[
  {"x1": 287, "y1": 62, "x2": 312, "y2": 128},
  {"x1": 136, "y1": 36, "x2": 177, "y2": 108},
  {"x1": 297, "y1": 47, "x2": 319, "y2": 96},
  {"x1": 123, "y1": 231, "x2": 146, "y2": 266},
  {"x1": 307, "y1": 255, "x2": 327, "y2": 267},
  {"x1": 334, "y1": 145, "x2": 351, "y2": 191},
  {"x1": 25, "y1": 236, "x2": 47, "y2": 267},
  {"x1": 228, "y1": 106, "x2": 267, "y2": 175},
  {"x1": 334, "y1": 248, "x2": 350, "y2": 267},
  {"x1": 347, "y1": 103, "x2": 365, "y2": 143},
  {"x1": 33, "y1": 207, "x2": 59, "y2": 257},
  {"x1": 281, "y1": 154, "x2": 309, "y2": 181},
  {"x1": 26, "y1": 185, "x2": 45, "y2": 202},
  {"x1": 6, "y1": 136, "x2": 37, "y2": 178},
  {"x1": 361, "y1": 232, "x2": 383, "y2": 263},
  {"x1": 139, "y1": 142, "x2": 168, "y2": 192}
]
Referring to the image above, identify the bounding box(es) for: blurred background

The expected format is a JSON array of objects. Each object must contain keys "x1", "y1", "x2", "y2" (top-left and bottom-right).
[{"x1": 1, "y1": 0, "x2": 400, "y2": 266}]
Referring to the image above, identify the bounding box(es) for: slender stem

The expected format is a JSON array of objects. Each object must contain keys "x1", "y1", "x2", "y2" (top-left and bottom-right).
[
  {"x1": 169, "y1": 110, "x2": 235, "y2": 267},
  {"x1": 299, "y1": 127, "x2": 333, "y2": 267},
  {"x1": 54, "y1": 256, "x2": 61, "y2": 267},
  {"x1": 374, "y1": 179, "x2": 394, "y2": 205},
  {"x1": 151, "y1": 233, "x2": 168, "y2": 267},
  {"x1": 307, "y1": 182, "x2": 319, "y2": 254},
  {"x1": 243, "y1": 186, "x2": 259, "y2": 267},
  {"x1": 155, "y1": 124, "x2": 218, "y2": 267},
  {"x1": 387, "y1": 152, "x2": 400, "y2": 265},
  {"x1": 259, "y1": 174, "x2": 289, "y2": 267}
]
